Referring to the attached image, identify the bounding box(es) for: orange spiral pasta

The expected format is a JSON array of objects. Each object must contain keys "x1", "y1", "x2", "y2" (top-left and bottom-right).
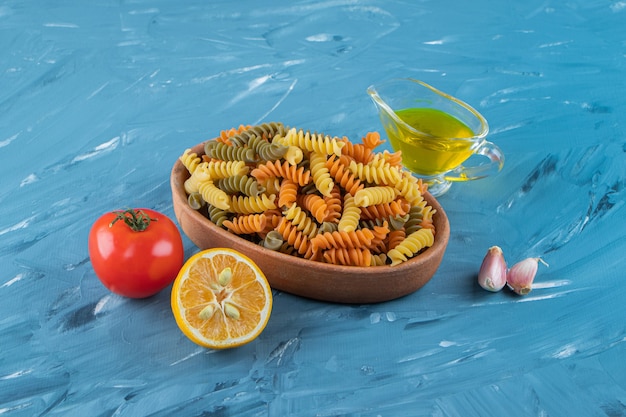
[
  {"x1": 251, "y1": 160, "x2": 311, "y2": 186},
  {"x1": 339, "y1": 137, "x2": 375, "y2": 164},
  {"x1": 362, "y1": 131, "x2": 385, "y2": 149},
  {"x1": 222, "y1": 213, "x2": 267, "y2": 235},
  {"x1": 322, "y1": 248, "x2": 372, "y2": 267},
  {"x1": 323, "y1": 185, "x2": 342, "y2": 223},
  {"x1": 297, "y1": 193, "x2": 328, "y2": 223},
  {"x1": 360, "y1": 199, "x2": 410, "y2": 221},
  {"x1": 278, "y1": 178, "x2": 299, "y2": 208},
  {"x1": 310, "y1": 228, "x2": 375, "y2": 252},
  {"x1": 274, "y1": 217, "x2": 313, "y2": 258},
  {"x1": 386, "y1": 229, "x2": 407, "y2": 252},
  {"x1": 325, "y1": 155, "x2": 364, "y2": 197}
]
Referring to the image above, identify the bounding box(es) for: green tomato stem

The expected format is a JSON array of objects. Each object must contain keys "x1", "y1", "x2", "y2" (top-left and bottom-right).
[{"x1": 109, "y1": 208, "x2": 157, "y2": 232}]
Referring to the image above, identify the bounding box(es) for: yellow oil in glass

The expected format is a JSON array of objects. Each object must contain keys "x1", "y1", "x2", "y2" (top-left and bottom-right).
[{"x1": 387, "y1": 108, "x2": 476, "y2": 176}]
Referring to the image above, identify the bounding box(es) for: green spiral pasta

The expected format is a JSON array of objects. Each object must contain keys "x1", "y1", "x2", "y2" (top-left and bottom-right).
[
  {"x1": 247, "y1": 135, "x2": 289, "y2": 162},
  {"x1": 228, "y1": 122, "x2": 287, "y2": 147},
  {"x1": 215, "y1": 175, "x2": 265, "y2": 197},
  {"x1": 207, "y1": 204, "x2": 231, "y2": 227},
  {"x1": 204, "y1": 140, "x2": 256, "y2": 163}
]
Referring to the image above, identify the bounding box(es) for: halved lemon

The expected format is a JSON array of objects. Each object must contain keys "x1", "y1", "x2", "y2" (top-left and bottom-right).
[{"x1": 171, "y1": 248, "x2": 273, "y2": 349}]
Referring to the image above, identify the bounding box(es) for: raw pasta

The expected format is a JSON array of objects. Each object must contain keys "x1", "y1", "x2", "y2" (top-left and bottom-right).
[{"x1": 179, "y1": 122, "x2": 437, "y2": 266}]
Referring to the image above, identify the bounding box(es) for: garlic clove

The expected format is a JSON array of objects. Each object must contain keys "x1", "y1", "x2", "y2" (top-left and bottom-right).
[
  {"x1": 477, "y1": 246, "x2": 508, "y2": 292},
  {"x1": 506, "y1": 257, "x2": 549, "y2": 295}
]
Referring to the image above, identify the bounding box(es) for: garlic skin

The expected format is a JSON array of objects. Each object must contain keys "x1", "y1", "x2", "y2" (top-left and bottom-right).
[
  {"x1": 477, "y1": 246, "x2": 508, "y2": 292},
  {"x1": 506, "y1": 257, "x2": 549, "y2": 295}
]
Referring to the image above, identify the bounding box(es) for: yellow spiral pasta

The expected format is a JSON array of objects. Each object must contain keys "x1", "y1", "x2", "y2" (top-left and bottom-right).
[
  {"x1": 183, "y1": 162, "x2": 211, "y2": 194},
  {"x1": 348, "y1": 155, "x2": 401, "y2": 185},
  {"x1": 198, "y1": 180, "x2": 230, "y2": 211},
  {"x1": 309, "y1": 151, "x2": 334, "y2": 197},
  {"x1": 353, "y1": 186, "x2": 399, "y2": 207},
  {"x1": 277, "y1": 128, "x2": 345, "y2": 156},
  {"x1": 337, "y1": 194, "x2": 360, "y2": 233},
  {"x1": 229, "y1": 193, "x2": 277, "y2": 215},
  {"x1": 387, "y1": 228, "x2": 435, "y2": 266},
  {"x1": 205, "y1": 160, "x2": 249, "y2": 180},
  {"x1": 180, "y1": 148, "x2": 202, "y2": 174},
  {"x1": 283, "y1": 203, "x2": 318, "y2": 238}
]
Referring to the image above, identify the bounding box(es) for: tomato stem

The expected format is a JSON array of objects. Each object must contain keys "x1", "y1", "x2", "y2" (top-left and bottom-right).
[{"x1": 109, "y1": 208, "x2": 157, "y2": 232}]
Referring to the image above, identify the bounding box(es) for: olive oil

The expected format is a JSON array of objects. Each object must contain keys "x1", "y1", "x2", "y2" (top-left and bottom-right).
[{"x1": 387, "y1": 108, "x2": 476, "y2": 176}]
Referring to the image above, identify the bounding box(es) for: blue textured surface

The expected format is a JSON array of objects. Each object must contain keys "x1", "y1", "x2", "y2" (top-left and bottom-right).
[{"x1": 1, "y1": 1, "x2": 625, "y2": 416}]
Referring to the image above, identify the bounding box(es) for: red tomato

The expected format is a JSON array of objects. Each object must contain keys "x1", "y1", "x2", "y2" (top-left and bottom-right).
[{"x1": 88, "y1": 208, "x2": 184, "y2": 298}]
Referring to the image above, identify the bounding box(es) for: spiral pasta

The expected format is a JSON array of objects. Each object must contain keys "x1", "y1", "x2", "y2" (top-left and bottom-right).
[
  {"x1": 348, "y1": 155, "x2": 401, "y2": 185},
  {"x1": 297, "y1": 193, "x2": 328, "y2": 224},
  {"x1": 283, "y1": 203, "x2": 318, "y2": 238},
  {"x1": 323, "y1": 185, "x2": 342, "y2": 224},
  {"x1": 353, "y1": 186, "x2": 399, "y2": 207},
  {"x1": 337, "y1": 194, "x2": 360, "y2": 233},
  {"x1": 228, "y1": 122, "x2": 287, "y2": 147},
  {"x1": 387, "y1": 228, "x2": 435, "y2": 266},
  {"x1": 251, "y1": 160, "x2": 311, "y2": 186},
  {"x1": 198, "y1": 180, "x2": 230, "y2": 211},
  {"x1": 215, "y1": 175, "x2": 264, "y2": 197},
  {"x1": 325, "y1": 155, "x2": 364, "y2": 197},
  {"x1": 229, "y1": 193, "x2": 277, "y2": 215},
  {"x1": 310, "y1": 228, "x2": 375, "y2": 252},
  {"x1": 179, "y1": 122, "x2": 437, "y2": 266},
  {"x1": 204, "y1": 140, "x2": 256, "y2": 163},
  {"x1": 323, "y1": 248, "x2": 371, "y2": 267},
  {"x1": 180, "y1": 149, "x2": 202, "y2": 174},
  {"x1": 277, "y1": 128, "x2": 345, "y2": 156},
  {"x1": 222, "y1": 214, "x2": 267, "y2": 235},
  {"x1": 309, "y1": 151, "x2": 334, "y2": 197},
  {"x1": 204, "y1": 160, "x2": 249, "y2": 180},
  {"x1": 183, "y1": 162, "x2": 211, "y2": 194},
  {"x1": 278, "y1": 178, "x2": 299, "y2": 208}
]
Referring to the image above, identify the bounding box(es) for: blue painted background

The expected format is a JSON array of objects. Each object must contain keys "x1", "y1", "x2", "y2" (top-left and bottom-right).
[{"x1": 1, "y1": 1, "x2": 625, "y2": 415}]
